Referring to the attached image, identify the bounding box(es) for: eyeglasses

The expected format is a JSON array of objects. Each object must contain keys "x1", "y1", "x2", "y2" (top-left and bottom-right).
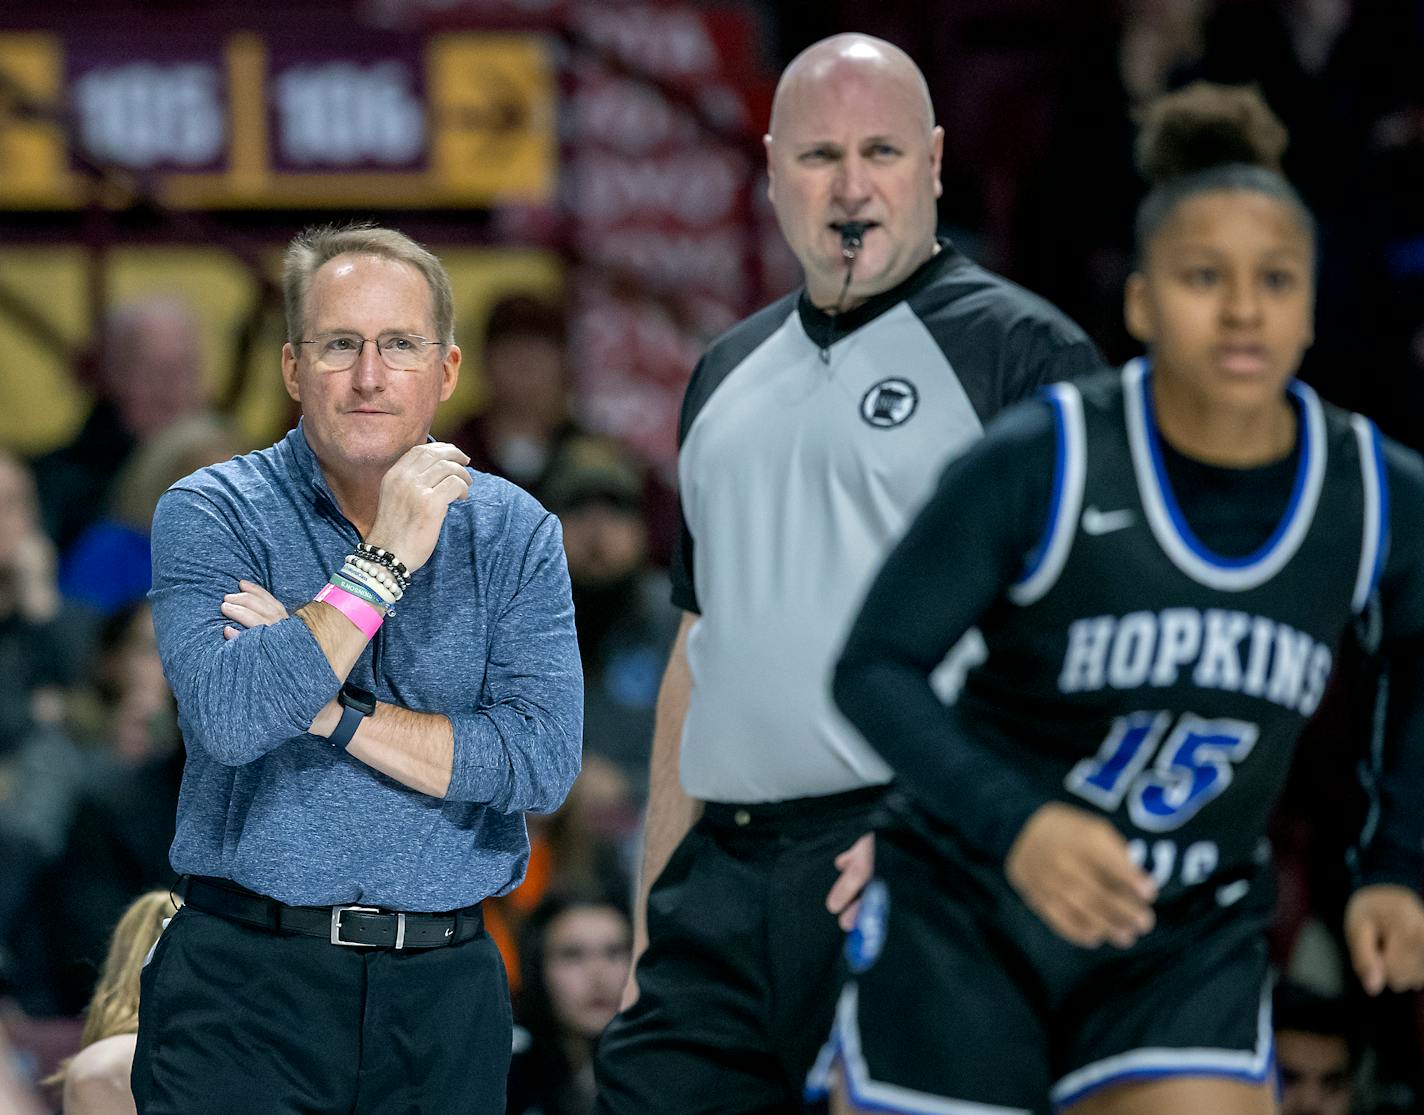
[{"x1": 298, "y1": 332, "x2": 443, "y2": 372}]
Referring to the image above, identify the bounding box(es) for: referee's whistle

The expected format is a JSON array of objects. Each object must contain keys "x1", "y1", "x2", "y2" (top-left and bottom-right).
[{"x1": 839, "y1": 221, "x2": 867, "y2": 260}]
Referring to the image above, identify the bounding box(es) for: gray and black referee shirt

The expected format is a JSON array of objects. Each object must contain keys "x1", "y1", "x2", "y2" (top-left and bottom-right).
[{"x1": 671, "y1": 239, "x2": 1102, "y2": 804}]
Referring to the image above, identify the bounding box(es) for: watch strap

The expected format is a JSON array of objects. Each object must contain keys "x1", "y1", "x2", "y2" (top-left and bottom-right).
[{"x1": 328, "y1": 700, "x2": 366, "y2": 750}]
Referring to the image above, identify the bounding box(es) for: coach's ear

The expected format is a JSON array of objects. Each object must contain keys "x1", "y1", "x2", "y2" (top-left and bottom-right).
[
  {"x1": 282, "y1": 341, "x2": 302, "y2": 403},
  {"x1": 1124, "y1": 272, "x2": 1154, "y2": 345}
]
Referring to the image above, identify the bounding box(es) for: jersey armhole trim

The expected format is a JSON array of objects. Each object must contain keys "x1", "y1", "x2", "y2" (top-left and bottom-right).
[
  {"x1": 1009, "y1": 383, "x2": 1085, "y2": 606},
  {"x1": 1351, "y1": 414, "x2": 1389, "y2": 613}
]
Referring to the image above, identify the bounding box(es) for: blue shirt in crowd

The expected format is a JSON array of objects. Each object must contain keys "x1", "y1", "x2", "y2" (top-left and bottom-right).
[{"x1": 148, "y1": 423, "x2": 583, "y2": 911}]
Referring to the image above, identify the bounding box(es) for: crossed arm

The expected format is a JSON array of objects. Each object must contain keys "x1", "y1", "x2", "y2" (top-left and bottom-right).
[
  {"x1": 152, "y1": 445, "x2": 581, "y2": 811},
  {"x1": 220, "y1": 581, "x2": 455, "y2": 797}
]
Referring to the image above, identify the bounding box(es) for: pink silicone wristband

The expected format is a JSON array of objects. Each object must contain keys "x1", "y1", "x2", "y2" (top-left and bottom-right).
[{"x1": 314, "y1": 582, "x2": 385, "y2": 640}]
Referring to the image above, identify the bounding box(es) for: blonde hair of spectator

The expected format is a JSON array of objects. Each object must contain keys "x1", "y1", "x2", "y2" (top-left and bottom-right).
[
  {"x1": 43, "y1": 889, "x2": 180, "y2": 1089},
  {"x1": 283, "y1": 222, "x2": 456, "y2": 347},
  {"x1": 112, "y1": 413, "x2": 244, "y2": 530}
]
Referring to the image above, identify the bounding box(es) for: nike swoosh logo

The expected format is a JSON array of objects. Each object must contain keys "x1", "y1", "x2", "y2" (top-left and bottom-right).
[{"x1": 1081, "y1": 506, "x2": 1135, "y2": 535}]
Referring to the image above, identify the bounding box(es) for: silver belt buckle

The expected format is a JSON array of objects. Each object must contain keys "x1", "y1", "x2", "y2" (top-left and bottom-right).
[{"x1": 330, "y1": 904, "x2": 383, "y2": 947}]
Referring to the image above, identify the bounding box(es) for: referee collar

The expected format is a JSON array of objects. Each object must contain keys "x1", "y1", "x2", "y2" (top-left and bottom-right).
[{"x1": 797, "y1": 236, "x2": 964, "y2": 351}]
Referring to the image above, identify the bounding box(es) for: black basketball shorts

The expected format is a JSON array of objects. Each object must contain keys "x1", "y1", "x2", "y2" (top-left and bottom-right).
[{"x1": 806, "y1": 823, "x2": 1274, "y2": 1114}]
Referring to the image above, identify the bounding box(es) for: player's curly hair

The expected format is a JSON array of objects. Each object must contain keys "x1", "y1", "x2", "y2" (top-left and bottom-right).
[{"x1": 1133, "y1": 82, "x2": 1313, "y2": 261}]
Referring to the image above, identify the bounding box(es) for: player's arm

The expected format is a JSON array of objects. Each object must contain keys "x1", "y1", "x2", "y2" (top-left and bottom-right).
[
  {"x1": 1346, "y1": 438, "x2": 1424, "y2": 994},
  {"x1": 622, "y1": 610, "x2": 700, "y2": 1009},
  {"x1": 833, "y1": 401, "x2": 1059, "y2": 850},
  {"x1": 1000, "y1": 312, "x2": 1104, "y2": 404},
  {"x1": 833, "y1": 399, "x2": 1155, "y2": 948}
]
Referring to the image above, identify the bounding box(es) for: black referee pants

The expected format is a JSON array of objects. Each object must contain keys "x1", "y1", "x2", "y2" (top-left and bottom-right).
[
  {"x1": 131, "y1": 900, "x2": 511, "y2": 1114},
  {"x1": 594, "y1": 786, "x2": 883, "y2": 1115}
]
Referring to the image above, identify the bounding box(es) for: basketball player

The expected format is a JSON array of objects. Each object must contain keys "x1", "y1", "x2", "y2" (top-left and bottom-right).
[{"x1": 816, "y1": 83, "x2": 1424, "y2": 1115}]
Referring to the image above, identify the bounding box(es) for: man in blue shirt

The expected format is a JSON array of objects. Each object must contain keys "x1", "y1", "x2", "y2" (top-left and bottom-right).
[{"x1": 133, "y1": 224, "x2": 583, "y2": 1114}]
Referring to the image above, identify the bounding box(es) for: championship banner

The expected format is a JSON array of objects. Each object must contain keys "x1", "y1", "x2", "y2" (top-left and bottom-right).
[{"x1": 0, "y1": 31, "x2": 555, "y2": 208}]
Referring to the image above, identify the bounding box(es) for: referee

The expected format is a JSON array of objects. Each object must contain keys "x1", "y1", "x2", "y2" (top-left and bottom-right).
[{"x1": 594, "y1": 33, "x2": 1102, "y2": 1115}]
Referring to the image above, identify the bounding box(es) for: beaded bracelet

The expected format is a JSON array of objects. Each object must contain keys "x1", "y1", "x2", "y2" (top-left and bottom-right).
[
  {"x1": 356, "y1": 542, "x2": 411, "y2": 590},
  {"x1": 346, "y1": 555, "x2": 403, "y2": 602},
  {"x1": 341, "y1": 561, "x2": 401, "y2": 605}
]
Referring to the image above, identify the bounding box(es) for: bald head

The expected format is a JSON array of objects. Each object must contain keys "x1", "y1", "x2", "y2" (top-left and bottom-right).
[
  {"x1": 763, "y1": 33, "x2": 944, "y2": 311},
  {"x1": 769, "y1": 34, "x2": 934, "y2": 140}
]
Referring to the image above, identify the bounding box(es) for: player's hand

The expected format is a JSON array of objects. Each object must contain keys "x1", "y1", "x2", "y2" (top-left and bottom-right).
[
  {"x1": 366, "y1": 442, "x2": 472, "y2": 574},
  {"x1": 1345, "y1": 884, "x2": 1424, "y2": 995},
  {"x1": 1006, "y1": 802, "x2": 1157, "y2": 949},
  {"x1": 221, "y1": 580, "x2": 290, "y2": 640},
  {"x1": 826, "y1": 833, "x2": 875, "y2": 931}
]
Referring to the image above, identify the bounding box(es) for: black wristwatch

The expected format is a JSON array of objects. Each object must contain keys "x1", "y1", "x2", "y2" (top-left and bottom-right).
[{"x1": 328, "y1": 683, "x2": 377, "y2": 750}]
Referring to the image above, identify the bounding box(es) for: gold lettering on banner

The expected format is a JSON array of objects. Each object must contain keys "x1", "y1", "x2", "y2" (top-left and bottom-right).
[
  {"x1": 0, "y1": 32, "x2": 555, "y2": 210},
  {"x1": 428, "y1": 34, "x2": 556, "y2": 205},
  {"x1": 0, "y1": 34, "x2": 75, "y2": 206}
]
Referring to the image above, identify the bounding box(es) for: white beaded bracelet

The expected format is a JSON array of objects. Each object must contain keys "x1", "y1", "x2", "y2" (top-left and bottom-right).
[
  {"x1": 349, "y1": 554, "x2": 402, "y2": 594},
  {"x1": 342, "y1": 561, "x2": 401, "y2": 605}
]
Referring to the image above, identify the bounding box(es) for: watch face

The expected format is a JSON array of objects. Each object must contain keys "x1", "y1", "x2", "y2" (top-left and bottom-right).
[{"x1": 340, "y1": 685, "x2": 378, "y2": 716}]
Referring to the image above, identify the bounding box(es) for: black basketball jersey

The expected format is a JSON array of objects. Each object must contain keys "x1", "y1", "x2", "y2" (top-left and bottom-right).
[{"x1": 953, "y1": 360, "x2": 1388, "y2": 900}]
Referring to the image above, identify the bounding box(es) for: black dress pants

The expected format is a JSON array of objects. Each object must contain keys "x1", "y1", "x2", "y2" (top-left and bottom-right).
[
  {"x1": 131, "y1": 902, "x2": 511, "y2": 1114},
  {"x1": 595, "y1": 786, "x2": 883, "y2": 1115}
]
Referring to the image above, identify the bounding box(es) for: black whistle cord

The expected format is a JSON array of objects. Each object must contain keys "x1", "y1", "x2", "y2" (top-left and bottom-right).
[{"x1": 820, "y1": 222, "x2": 867, "y2": 364}]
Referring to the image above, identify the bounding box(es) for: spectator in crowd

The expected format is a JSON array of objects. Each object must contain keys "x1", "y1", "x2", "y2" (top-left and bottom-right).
[
  {"x1": 1018, "y1": 0, "x2": 1212, "y2": 361},
  {"x1": 0, "y1": 450, "x2": 82, "y2": 752},
  {"x1": 1274, "y1": 982, "x2": 1359, "y2": 1115},
  {"x1": 43, "y1": 602, "x2": 180, "y2": 1016},
  {"x1": 46, "y1": 889, "x2": 179, "y2": 1115},
  {"x1": 488, "y1": 754, "x2": 638, "y2": 998},
  {"x1": 544, "y1": 435, "x2": 680, "y2": 796},
  {"x1": 31, "y1": 297, "x2": 204, "y2": 550},
  {"x1": 508, "y1": 892, "x2": 632, "y2": 1115},
  {"x1": 59, "y1": 415, "x2": 243, "y2": 617},
  {"x1": 0, "y1": 1027, "x2": 44, "y2": 1115},
  {"x1": 1, "y1": 602, "x2": 179, "y2": 1015},
  {"x1": 452, "y1": 294, "x2": 577, "y2": 494},
  {"x1": 449, "y1": 295, "x2": 677, "y2": 565}
]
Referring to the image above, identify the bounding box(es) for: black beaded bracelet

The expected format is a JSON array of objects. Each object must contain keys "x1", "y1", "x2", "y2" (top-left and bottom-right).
[{"x1": 356, "y1": 542, "x2": 412, "y2": 589}]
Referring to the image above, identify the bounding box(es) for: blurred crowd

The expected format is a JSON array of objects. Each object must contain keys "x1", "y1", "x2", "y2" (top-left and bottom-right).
[{"x1": 2, "y1": 1, "x2": 1424, "y2": 1113}]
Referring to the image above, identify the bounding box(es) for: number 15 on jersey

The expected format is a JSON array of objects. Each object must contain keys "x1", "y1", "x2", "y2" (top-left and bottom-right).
[{"x1": 1066, "y1": 711, "x2": 1259, "y2": 833}]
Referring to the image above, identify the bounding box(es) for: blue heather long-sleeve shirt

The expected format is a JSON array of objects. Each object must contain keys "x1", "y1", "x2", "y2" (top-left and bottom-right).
[{"x1": 149, "y1": 423, "x2": 583, "y2": 911}]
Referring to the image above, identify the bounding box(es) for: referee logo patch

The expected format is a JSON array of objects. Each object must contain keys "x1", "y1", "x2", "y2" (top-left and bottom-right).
[
  {"x1": 861, "y1": 379, "x2": 919, "y2": 428},
  {"x1": 844, "y1": 879, "x2": 889, "y2": 973}
]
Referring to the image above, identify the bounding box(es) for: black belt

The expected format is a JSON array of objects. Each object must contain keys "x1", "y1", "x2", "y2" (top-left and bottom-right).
[
  {"x1": 179, "y1": 876, "x2": 483, "y2": 950},
  {"x1": 701, "y1": 783, "x2": 888, "y2": 834}
]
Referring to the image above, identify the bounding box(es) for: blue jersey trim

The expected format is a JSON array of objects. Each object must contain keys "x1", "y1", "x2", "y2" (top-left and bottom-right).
[
  {"x1": 1009, "y1": 384, "x2": 1085, "y2": 607},
  {"x1": 1016, "y1": 393, "x2": 1068, "y2": 585},
  {"x1": 1368, "y1": 420, "x2": 1389, "y2": 599},
  {"x1": 807, "y1": 984, "x2": 1034, "y2": 1115},
  {"x1": 1049, "y1": 981, "x2": 1275, "y2": 1109},
  {"x1": 1052, "y1": 1055, "x2": 1276, "y2": 1112},
  {"x1": 1140, "y1": 371, "x2": 1311, "y2": 571}
]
